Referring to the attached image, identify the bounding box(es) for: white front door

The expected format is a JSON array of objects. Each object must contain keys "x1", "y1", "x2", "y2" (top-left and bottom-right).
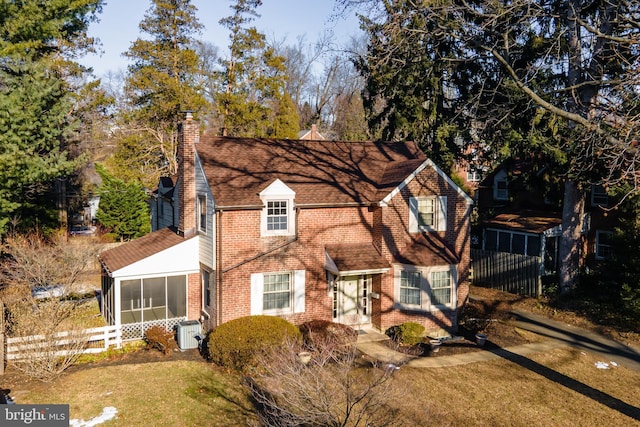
[{"x1": 338, "y1": 275, "x2": 370, "y2": 326}]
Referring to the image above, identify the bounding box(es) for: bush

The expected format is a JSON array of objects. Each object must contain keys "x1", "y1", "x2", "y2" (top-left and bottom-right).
[
  {"x1": 145, "y1": 325, "x2": 177, "y2": 355},
  {"x1": 299, "y1": 320, "x2": 358, "y2": 350},
  {"x1": 207, "y1": 315, "x2": 301, "y2": 371},
  {"x1": 387, "y1": 322, "x2": 425, "y2": 346}
]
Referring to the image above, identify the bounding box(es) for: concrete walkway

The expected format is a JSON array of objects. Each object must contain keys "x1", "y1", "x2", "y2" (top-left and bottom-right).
[{"x1": 356, "y1": 309, "x2": 640, "y2": 370}]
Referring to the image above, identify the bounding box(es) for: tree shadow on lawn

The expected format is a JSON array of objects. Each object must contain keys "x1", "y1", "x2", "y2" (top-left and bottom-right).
[{"x1": 486, "y1": 342, "x2": 640, "y2": 421}]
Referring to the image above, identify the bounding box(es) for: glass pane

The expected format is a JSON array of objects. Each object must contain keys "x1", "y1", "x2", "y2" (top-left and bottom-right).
[
  {"x1": 430, "y1": 271, "x2": 451, "y2": 305},
  {"x1": 263, "y1": 273, "x2": 290, "y2": 311},
  {"x1": 527, "y1": 236, "x2": 541, "y2": 257},
  {"x1": 263, "y1": 292, "x2": 290, "y2": 310},
  {"x1": 498, "y1": 231, "x2": 511, "y2": 252},
  {"x1": 512, "y1": 234, "x2": 526, "y2": 255},
  {"x1": 167, "y1": 275, "x2": 186, "y2": 318},
  {"x1": 484, "y1": 230, "x2": 497, "y2": 251}
]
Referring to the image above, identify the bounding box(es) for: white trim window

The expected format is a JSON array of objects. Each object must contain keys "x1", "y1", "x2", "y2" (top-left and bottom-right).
[
  {"x1": 394, "y1": 265, "x2": 457, "y2": 311},
  {"x1": 595, "y1": 230, "x2": 614, "y2": 260},
  {"x1": 409, "y1": 196, "x2": 447, "y2": 233},
  {"x1": 467, "y1": 167, "x2": 482, "y2": 182},
  {"x1": 198, "y1": 195, "x2": 207, "y2": 232},
  {"x1": 267, "y1": 201, "x2": 288, "y2": 231},
  {"x1": 430, "y1": 270, "x2": 452, "y2": 306},
  {"x1": 259, "y1": 179, "x2": 296, "y2": 237},
  {"x1": 493, "y1": 170, "x2": 509, "y2": 201},
  {"x1": 400, "y1": 270, "x2": 421, "y2": 306},
  {"x1": 251, "y1": 270, "x2": 305, "y2": 315}
]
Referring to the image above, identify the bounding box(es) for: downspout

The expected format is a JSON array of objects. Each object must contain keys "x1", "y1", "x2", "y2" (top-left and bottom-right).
[{"x1": 216, "y1": 209, "x2": 222, "y2": 327}]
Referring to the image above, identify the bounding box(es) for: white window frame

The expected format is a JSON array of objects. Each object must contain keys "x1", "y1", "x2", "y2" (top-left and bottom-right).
[
  {"x1": 202, "y1": 269, "x2": 210, "y2": 309},
  {"x1": 259, "y1": 179, "x2": 296, "y2": 237},
  {"x1": 198, "y1": 195, "x2": 207, "y2": 232},
  {"x1": 250, "y1": 270, "x2": 305, "y2": 315},
  {"x1": 595, "y1": 230, "x2": 614, "y2": 260},
  {"x1": 429, "y1": 270, "x2": 453, "y2": 307},
  {"x1": 493, "y1": 170, "x2": 509, "y2": 201},
  {"x1": 409, "y1": 196, "x2": 447, "y2": 233},
  {"x1": 394, "y1": 265, "x2": 457, "y2": 311},
  {"x1": 467, "y1": 167, "x2": 482, "y2": 182},
  {"x1": 399, "y1": 270, "x2": 422, "y2": 307}
]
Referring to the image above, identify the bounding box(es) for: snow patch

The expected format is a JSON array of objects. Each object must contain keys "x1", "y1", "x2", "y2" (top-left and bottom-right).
[{"x1": 70, "y1": 407, "x2": 118, "y2": 427}]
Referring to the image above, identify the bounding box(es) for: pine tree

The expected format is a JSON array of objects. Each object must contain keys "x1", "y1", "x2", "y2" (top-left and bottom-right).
[
  {"x1": 119, "y1": 0, "x2": 207, "y2": 185},
  {"x1": 0, "y1": 0, "x2": 103, "y2": 232},
  {"x1": 217, "y1": 0, "x2": 296, "y2": 137},
  {"x1": 95, "y1": 165, "x2": 150, "y2": 241}
]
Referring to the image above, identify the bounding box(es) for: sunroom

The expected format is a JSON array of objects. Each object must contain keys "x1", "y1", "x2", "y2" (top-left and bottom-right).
[{"x1": 99, "y1": 228, "x2": 200, "y2": 340}]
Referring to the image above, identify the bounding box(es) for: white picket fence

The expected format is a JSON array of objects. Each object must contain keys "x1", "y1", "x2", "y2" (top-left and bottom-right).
[{"x1": 6, "y1": 325, "x2": 122, "y2": 361}]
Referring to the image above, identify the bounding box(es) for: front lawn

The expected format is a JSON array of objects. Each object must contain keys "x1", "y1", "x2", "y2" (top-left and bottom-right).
[{"x1": 8, "y1": 346, "x2": 640, "y2": 426}]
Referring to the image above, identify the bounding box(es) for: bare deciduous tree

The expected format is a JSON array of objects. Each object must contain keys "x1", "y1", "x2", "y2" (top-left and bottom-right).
[{"x1": 246, "y1": 337, "x2": 401, "y2": 427}]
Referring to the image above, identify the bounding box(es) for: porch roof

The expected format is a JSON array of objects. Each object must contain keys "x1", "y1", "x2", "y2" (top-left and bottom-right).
[
  {"x1": 483, "y1": 212, "x2": 562, "y2": 234},
  {"x1": 325, "y1": 243, "x2": 391, "y2": 275},
  {"x1": 99, "y1": 227, "x2": 194, "y2": 274},
  {"x1": 395, "y1": 233, "x2": 459, "y2": 266}
]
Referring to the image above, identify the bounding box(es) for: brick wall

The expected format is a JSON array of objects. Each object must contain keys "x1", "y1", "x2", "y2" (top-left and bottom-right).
[{"x1": 187, "y1": 272, "x2": 202, "y2": 321}]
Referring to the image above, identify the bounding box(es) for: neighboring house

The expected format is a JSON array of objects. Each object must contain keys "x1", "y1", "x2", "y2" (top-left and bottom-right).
[
  {"x1": 99, "y1": 114, "x2": 473, "y2": 340},
  {"x1": 475, "y1": 159, "x2": 621, "y2": 283},
  {"x1": 298, "y1": 124, "x2": 325, "y2": 140}
]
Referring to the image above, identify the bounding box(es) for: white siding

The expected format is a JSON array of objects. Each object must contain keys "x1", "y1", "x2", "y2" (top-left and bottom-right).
[{"x1": 196, "y1": 155, "x2": 215, "y2": 269}]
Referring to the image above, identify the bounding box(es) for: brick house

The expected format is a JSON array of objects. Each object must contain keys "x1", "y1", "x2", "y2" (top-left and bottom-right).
[{"x1": 99, "y1": 114, "x2": 473, "y2": 340}]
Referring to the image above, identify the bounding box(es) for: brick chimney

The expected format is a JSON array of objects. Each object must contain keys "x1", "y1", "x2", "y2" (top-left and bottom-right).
[
  {"x1": 310, "y1": 124, "x2": 318, "y2": 139},
  {"x1": 177, "y1": 112, "x2": 198, "y2": 237}
]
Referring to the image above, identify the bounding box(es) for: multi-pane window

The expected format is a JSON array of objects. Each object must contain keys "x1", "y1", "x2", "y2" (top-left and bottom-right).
[
  {"x1": 595, "y1": 230, "x2": 614, "y2": 260},
  {"x1": 263, "y1": 273, "x2": 291, "y2": 311},
  {"x1": 400, "y1": 270, "x2": 421, "y2": 305},
  {"x1": 266, "y1": 200, "x2": 288, "y2": 231},
  {"x1": 417, "y1": 198, "x2": 436, "y2": 228},
  {"x1": 467, "y1": 167, "x2": 482, "y2": 182},
  {"x1": 198, "y1": 195, "x2": 206, "y2": 232},
  {"x1": 430, "y1": 271, "x2": 452, "y2": 305},
  {"x1": 591, "y1": 185, "x2": 608, "y2": 207}
]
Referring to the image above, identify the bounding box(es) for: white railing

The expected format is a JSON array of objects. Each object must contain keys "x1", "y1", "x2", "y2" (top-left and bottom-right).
[{"x1": 6, "y1": 325, "x2": 122, "y2": 361}]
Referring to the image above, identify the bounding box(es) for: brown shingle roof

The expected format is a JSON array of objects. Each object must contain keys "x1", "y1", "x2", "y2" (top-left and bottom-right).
[
  {"x1": 484, "y1": 213, "x2": 562, "y2": 234},
  {"x1": 195, "y1": 135, "x2": 426, "y2": 207},
  {"x1": 395, "y1": 234, "x2": 459, "y2": 266},
  {"x1": 325, "y1": 243, "x2": 391, "y2": 273},
  {"x1": 99, "y1": 227, "x2": 192, "y2": 273}
]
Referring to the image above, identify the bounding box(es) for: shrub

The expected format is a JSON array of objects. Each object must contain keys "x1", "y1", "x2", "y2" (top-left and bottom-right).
[
  {"x1": 207, "y1": 315, "x2": 301, "y2": 371},
  {"x1": 387, "y1": 322, "x2": 425, "y2": 346},
  {"x1": 145, "y1": 325, "x2": 177, "y2": 355},
  {"x1": 299, "y1": 320, "x2": 358, "y2": 350}
]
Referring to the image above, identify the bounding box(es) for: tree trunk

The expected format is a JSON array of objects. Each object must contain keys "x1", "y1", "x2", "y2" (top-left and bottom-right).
[{"x1": 558, "y1": 180, "x2": 584, "y2": 295}]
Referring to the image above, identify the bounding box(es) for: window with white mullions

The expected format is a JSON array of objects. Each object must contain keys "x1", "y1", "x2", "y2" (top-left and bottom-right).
[
  {"x1": 417, "y1": 198, "x2": 436, "y2": 228},
  {"x1": 267, "y1": 200, "x2": 288, "y2": 231},
  {"x1": 430, "y1": 270, "x2": 452, "y2": 305},
  {"x1": 400, "y1": 270, "x2": 421, "y2": 305},
  {"x1": 263, "y1": 272, "x2": 291, "y2": 311}
]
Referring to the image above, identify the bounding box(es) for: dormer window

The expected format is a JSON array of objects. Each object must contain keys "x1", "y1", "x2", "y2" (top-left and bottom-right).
[
  {"x1": 267, "y1": 200, "x2": 288, "y2": 231},
  {"x1": 260, "y1": 179, "x2": 295, "y2": 237}
]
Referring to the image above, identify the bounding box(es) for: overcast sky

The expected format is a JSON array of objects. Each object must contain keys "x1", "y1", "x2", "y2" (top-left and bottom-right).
[{"x1": 80, "y1": 0, "x2": 361, "y2": 77}]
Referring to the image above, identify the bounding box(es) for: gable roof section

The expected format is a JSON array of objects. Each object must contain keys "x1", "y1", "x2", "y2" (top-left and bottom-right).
[
  {"x1": 99, "y1": 227, "x2": 194, "y2": 274},
  {"x1": 195, "y1": 135, "x2": 426, "y2": 208},
  {"x1": 380, "y1": 158, "x2": 474, "y2": 206}
]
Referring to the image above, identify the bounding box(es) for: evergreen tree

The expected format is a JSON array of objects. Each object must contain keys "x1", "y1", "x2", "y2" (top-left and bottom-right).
[
  {"x1": 353, "y1": 0, "x2": 640, "y2": 294},
  {"x1": 119, "y1": 0, "x2": 207, "y2": 185},
  {"x1": 0, "y1": 0, "x2": 103, "y2": 232},
  {"x1": 217, "y1": 0, "x2": 297, "y2": 137},
  {"x1": 95, "y1": 164, "x2": 150, "y2": 241}
]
